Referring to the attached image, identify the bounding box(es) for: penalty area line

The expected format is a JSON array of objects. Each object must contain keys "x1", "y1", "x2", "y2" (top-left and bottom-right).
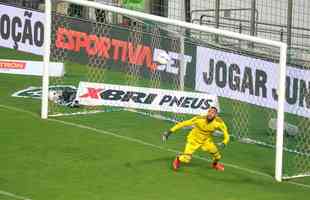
[
  {"x1": 49, "y1": 118, "x2": 310, "y2": 190},
  {"x1": 0, "y1": 190, "x2": 33, "y2": 200},
  {"x1": 50, "y1": 118, "x2": 272, "y2": 179},
  {"x1": 1, "y1": 104, "x2": 310, "y2": 190}
]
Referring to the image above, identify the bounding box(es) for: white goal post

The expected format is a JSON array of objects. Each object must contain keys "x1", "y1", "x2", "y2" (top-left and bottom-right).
[{"x1": 41, "y1": 0, "x2": 288, "y2": 182}]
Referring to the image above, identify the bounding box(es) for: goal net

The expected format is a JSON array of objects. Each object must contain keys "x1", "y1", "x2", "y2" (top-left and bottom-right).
[
  {"x1": 42, "y1": 0, "x2": 310, "y2": 181},
  {"x1": 45, "y1": 0, "x2": 193, "y2": 121}
]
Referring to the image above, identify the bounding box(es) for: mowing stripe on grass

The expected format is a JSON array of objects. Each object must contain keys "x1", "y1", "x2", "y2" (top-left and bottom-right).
[
  {"x1": 1, "y1": 104, "x2": 310, "y2": 190},
  {"x1": 0, "y1": 190, "x2": 33, "y2": 200}
]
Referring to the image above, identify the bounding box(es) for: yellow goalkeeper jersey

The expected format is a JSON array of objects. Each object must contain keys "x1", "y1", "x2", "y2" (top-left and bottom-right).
[{"x1": 169, "y1": 115, "x2": 230, "y2": 145}]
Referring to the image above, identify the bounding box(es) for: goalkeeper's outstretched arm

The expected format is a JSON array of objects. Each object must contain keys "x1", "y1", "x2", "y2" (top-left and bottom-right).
[
  {"x1": 170, "y1": 117, "x2": 197, "y2": 132},
  {"x1": 162, "y1": 117, "x2": 197, "y2": 142}
]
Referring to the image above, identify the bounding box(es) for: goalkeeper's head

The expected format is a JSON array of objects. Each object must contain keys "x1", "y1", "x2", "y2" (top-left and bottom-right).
[{"x1": 206, "y1": 106, "x2": 218, "y2": 122}]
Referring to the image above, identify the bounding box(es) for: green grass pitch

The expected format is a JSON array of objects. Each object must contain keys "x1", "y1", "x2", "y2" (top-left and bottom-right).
[{"x1": 0, "y1": 47, "x2": 310, "y2": 200}]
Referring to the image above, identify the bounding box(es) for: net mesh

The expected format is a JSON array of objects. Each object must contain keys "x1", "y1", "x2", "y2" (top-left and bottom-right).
[
  {"x1": 166, "y1": 0, "x2": 310, "y2": 180},
  {"x1": 47, "y1": 0, "x2": 310, "y2": 179},
  {"x1": 282, "y1": 61, "x2": 310, "y2": 179},
  {"x1": 49, "y1": 1, "x2": 186, "y2": 117}
]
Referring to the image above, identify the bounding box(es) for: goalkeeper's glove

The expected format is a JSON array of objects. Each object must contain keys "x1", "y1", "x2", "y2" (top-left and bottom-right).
[
  {"x1": 162, "y1": 131, "x2": 172, "y2": 142},
  {"x1": 217, "y1": 142, "x2": 226, "y2": 149}
]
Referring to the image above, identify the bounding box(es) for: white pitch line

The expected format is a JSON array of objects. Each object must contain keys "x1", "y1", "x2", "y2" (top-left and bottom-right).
[
  {"x1": 52, "y1": 118, "x2": 310, "y2": 190},
  {"x1": 0, "y1": 190, "x2": 32, "y2": 200},
  {"x1": 1, "y1": 104, "x2": 310, "y2": 190},
  {"x1": 0, "y1": 105, "x2": 38, "y2": 118},
  {"x1": 287, "y1": 181, "x2": 310, "y2": 189},
  {"x1": 50, "y1": 118, "x2": 274, "y2": 180}
]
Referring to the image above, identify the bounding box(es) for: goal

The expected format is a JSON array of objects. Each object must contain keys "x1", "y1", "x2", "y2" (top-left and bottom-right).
[{"x1": 41, "y1": 0, "x2": 310, "y2": 182}]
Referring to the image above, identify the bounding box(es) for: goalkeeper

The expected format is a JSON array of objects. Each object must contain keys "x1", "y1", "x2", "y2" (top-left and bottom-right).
[{"x1": 162, "y1": 106, "x2": 229, "y2": 171}]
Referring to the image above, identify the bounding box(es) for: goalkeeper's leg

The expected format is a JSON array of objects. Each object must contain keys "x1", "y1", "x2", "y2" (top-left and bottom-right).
[
  {"x1": 201, "y1": 142, "x2": 224, "y2": 171},
  {"x1": 173, "y1": 139, "x2": 200, "y2": 170}
]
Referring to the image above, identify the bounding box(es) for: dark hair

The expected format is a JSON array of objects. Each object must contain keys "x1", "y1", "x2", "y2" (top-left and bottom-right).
[{"x1": 209, "y1": 106, "x2": 218, "y2": 113}]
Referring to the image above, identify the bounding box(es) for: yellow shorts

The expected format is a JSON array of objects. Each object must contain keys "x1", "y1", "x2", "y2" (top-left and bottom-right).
[
  {"x1": 178, "y1": 137, "x2": 221, "y2": 163},
  {"x1": 184, "y1": 138, "x2": 219, "y2": 154}
]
